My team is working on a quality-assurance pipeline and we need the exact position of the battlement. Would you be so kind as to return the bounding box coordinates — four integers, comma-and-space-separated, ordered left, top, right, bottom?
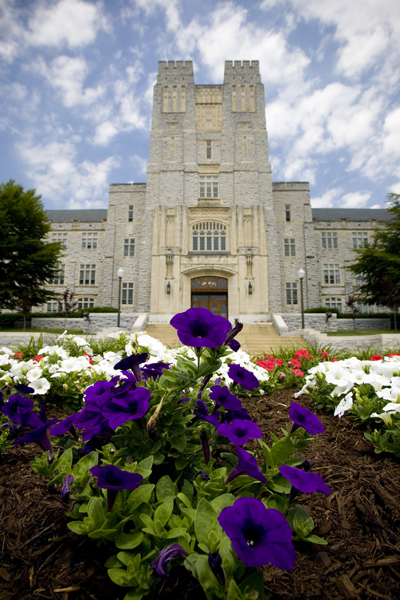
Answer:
157, 60, 194, 84
224, 60, 261, 83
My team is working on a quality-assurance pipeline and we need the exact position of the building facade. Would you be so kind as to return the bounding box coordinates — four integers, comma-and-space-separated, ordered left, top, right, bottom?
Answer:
45, 61, 391, 322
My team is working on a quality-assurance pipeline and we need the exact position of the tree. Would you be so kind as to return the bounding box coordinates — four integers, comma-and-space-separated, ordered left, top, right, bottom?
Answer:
349, 193, 400, 332
0, 180, 63, 311
59, 289, 78, 327
346, 295, 359, 332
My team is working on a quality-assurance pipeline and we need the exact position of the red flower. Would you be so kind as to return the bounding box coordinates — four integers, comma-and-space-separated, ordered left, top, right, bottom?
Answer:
295, 349, 311, 359
33, 355, 44, 362
291, 368, 304, 376
83, 353, 93, 365
329, 359, 338, 362
319, 351, 330, 358
388, 353, 400, 357
289, 358, 302, 368
13, 353, 24, 358
256, 359, 276, 371
371, 355, 383, 361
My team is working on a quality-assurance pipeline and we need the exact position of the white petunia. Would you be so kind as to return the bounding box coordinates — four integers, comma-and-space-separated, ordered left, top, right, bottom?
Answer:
382, 402, 400, 413
30, 378, 51, 394
370, 412, 394, 426
334, 392, 353, 417
26, 367, 43, 382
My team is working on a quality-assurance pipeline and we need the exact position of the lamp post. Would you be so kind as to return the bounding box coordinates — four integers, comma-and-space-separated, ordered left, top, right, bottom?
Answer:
117, 267, 124, 328
298, 268, 305, 329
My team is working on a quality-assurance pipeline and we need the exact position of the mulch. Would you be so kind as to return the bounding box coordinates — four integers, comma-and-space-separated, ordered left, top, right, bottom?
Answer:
1, 389, 400, 600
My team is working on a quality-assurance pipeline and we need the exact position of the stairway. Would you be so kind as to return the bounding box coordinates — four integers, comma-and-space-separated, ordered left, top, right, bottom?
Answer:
144, 323, 305, 355
235, 324, 305, 356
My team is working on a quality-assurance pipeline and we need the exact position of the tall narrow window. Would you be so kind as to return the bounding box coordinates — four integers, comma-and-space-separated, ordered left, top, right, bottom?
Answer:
249, 85, 255, 112
321, 231, 338, 249
122, 283, 134, 305
128, 205, 133, 222
286, 282, 298, 305
206, 140, 212, 159
323, 264, 340, 284
79, 264, 96, 285
285, 204, 291, 222
162, 86, 169, 112
124, 238, 135, 257
172, 86, 177, 112
81, 233, 98, 250
352, 232, 368, 248
232, 86, 237, 112
46, 301, 59, 312
199, 176, 219, 199
243, 136, 248, 155
180, 86, 186, 112
284, 238, 296, 257
52, 232, 68, 248
240, 85, 246, 112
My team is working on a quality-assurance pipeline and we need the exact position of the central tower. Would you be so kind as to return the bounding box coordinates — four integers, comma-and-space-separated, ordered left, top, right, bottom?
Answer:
147, 60, 283, 323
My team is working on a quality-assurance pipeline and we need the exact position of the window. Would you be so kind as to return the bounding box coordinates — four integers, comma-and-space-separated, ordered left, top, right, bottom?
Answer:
352, 232, 368, 248
122, 283, 134, 305
358, 303, 375, 314
78, 297, 95, 309
285, 204, 291, 223
355, 273, 366, 286
128, 205, 133, 222
48, 264, 65, 285
206, 141, 212, 159
323, 263, 341, 284
46, 302, 59, 313
286, 282, 298, 305
81, 233, 98, 250
192, 222, 227, 251
199, 176, 218, 199
322, 231, 338, 249
79, 264, 96, 285
124, 238, 135, 257
284, 238, 296, 257
325, 297, 343, 312
52, 232, 67, 248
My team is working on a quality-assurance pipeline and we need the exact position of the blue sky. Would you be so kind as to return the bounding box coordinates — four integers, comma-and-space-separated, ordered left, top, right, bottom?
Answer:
1, 0, 400, 210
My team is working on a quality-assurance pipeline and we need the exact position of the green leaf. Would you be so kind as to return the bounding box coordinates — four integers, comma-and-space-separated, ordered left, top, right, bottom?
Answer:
48, 448, 73, 485
269, 474, 292, 494
108, 568, 131, 587
87, 497, 107, 527
89, 528, 118, 540
140, 514, 156, 534
304, 534, 328, 545
258, 439, 275, 469
175, 456, 188, 470
154, 500, 173, 527
239, 571, 266, 599
184, 554, 220, 595
165, 527, 187, 539
104, 555, 123, 568
116, 532, 144, 550
170, 434, 187, 452
67, 521, 88, 535
177, 493, 192, 508
263, 494, 289, 514
156, 475, 177, 502
73, 451, 98, 480
270, 436, 295, 465
227, 579, 242, 600
194, 498, 222, 550
123, 590, 144, 600
127, 484, 155, 511
210, 493, 235, 515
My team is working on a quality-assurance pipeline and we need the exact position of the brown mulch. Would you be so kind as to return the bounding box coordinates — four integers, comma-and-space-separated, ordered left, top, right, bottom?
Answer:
1, 390, 400, 599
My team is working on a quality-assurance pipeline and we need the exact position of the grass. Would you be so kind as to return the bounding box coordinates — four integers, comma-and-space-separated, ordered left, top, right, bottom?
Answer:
327, 329, 397, 336
0, 328, 84, 334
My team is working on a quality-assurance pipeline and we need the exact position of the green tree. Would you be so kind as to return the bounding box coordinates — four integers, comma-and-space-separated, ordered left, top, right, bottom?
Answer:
0, 180, 63, 311
349, 193, 400, 331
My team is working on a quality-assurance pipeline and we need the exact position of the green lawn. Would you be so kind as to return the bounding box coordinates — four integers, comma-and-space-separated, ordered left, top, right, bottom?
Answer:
0, 328, 84, 334
327, 329, 396, 336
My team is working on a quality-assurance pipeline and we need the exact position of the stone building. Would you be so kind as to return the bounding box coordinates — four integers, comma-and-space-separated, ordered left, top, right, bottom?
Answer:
45, 60, 391, 323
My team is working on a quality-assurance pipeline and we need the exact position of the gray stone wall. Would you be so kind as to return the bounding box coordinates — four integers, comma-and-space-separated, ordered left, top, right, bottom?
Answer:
82, 313, 138, 333
279, 313, 338, 333
335, 318, 391, 331
31, 318, 84, 331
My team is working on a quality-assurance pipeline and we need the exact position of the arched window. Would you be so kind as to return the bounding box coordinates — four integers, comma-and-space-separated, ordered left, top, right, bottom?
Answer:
192, 222, 227, 252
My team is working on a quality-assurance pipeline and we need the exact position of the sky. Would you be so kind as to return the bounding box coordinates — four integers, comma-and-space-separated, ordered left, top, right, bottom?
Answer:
1, 0, 400, 211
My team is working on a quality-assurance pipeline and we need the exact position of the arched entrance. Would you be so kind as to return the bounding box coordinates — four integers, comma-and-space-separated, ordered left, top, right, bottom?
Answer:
191, 276, 228, 318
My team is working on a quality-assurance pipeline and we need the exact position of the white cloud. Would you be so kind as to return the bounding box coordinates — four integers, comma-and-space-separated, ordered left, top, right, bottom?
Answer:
18, 139, 118, 208
28, 0, 109, 49
93, 121, 119, 146
130, 154, 148, 175
31, 55, 105, 107
132, 0, 181, 32
340, 191, 371, 208
310, 188, 341, 208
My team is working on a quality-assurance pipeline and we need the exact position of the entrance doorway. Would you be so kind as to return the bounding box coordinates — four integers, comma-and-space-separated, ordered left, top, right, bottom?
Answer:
191, 276, 228, 318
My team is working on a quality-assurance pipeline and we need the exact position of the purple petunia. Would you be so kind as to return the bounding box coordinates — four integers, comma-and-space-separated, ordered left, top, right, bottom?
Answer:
289, 402, 324, 435
102, 387, 150, 429
90, 464, 143, 511
114, 353, 148, 382
2, 395, 34, 423
61, 473, 74, 502
150, 544, 189, 577
228, 364, 259, 392
279, 465, 330, 495
218, 497, 296, 569
50, 412, 80, 437
84, 379, 118, 406
225, 446, 267, 485
224, 406, 253, 423
170, 307, 231, 348
141, 362, 171, 380
11, 418, 58, 455
228, 339, 241, 352
209, 385, 242, 411
194, 399, 221, 427
217, 419, 262, 446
